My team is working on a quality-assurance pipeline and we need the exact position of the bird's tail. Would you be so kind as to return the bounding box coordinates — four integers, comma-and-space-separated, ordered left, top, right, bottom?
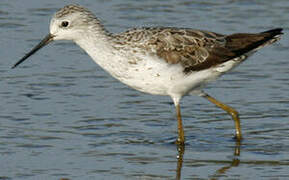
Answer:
260, 28, 283, 45
225, 28, 283, 56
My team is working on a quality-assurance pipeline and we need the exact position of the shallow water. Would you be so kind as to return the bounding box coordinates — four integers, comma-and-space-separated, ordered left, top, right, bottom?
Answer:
0, 0, 289, 179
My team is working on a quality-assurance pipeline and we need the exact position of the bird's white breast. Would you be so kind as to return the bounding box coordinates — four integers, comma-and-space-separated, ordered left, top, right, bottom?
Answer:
75, 35, 243, 98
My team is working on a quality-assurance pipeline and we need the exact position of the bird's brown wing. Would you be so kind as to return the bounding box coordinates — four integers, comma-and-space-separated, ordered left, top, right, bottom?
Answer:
114, 27, 282, 73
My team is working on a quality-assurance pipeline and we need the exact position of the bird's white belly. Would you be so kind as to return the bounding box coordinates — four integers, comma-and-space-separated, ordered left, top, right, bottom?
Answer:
117, 57, 243, 97
115, 57, 181, 95
109, 55, 221, 97
86, 46, 241, 97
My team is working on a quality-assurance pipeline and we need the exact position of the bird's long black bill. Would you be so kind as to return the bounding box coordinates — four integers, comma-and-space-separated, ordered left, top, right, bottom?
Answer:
12, 34, 54, 69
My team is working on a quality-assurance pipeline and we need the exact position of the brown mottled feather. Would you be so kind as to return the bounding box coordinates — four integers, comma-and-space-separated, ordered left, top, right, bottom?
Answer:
185, 29, 283, 72
113, 27, 282, 73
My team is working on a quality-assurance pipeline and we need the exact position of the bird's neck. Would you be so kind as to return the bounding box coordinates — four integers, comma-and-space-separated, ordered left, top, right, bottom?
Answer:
75, 29, 112, 60
74, 29, 129, 79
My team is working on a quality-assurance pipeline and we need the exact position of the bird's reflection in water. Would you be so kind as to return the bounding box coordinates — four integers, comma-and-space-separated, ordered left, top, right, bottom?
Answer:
210, 140, 241, 180
175, 145, 185, 180
175, 141, 241, 180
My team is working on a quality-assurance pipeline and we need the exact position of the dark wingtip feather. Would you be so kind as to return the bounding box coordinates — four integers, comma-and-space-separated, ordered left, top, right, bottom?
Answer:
261, 28, 283, 36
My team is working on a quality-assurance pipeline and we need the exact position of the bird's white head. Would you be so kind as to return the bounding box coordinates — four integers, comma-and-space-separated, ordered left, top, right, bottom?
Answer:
50, 4, 102, 41
12, 4, 104, 68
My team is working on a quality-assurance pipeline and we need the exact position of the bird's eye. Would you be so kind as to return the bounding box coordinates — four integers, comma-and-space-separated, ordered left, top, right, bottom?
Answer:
61, 21, 69, 27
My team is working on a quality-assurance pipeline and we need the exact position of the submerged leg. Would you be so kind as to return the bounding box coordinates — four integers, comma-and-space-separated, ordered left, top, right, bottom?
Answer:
175, 103, 185, 145
201, 92, 242, 141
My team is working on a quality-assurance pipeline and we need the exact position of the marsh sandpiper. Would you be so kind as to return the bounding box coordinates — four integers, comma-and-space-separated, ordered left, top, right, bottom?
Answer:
12, 4, 283, 145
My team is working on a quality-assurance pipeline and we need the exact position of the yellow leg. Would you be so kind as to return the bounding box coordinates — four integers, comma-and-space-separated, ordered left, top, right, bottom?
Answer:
202, 93, 242, 141
175, 103, 185, 145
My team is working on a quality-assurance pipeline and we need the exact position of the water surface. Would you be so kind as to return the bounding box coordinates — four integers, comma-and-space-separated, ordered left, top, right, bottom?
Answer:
0, 0, 288, 179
